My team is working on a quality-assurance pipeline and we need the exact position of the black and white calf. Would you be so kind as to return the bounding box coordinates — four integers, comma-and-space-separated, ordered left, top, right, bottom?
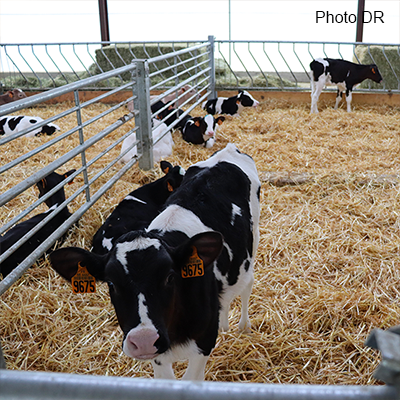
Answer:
49, 143, 260, 380
181, 114, 225, 148
0, 169, 75, 278
120, 118, 174, 164
310, 58, 383, 113
202, 90, 259, 116
92, 161, 185, 255
0, 116, 60, 137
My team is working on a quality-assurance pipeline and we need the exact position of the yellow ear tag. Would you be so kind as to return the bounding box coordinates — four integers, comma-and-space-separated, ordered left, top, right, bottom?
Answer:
71, 262, 96, 293
181, 246, 204, 278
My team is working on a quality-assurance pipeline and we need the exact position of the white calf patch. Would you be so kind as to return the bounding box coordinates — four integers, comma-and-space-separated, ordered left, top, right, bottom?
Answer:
231, 203, 242, 225
124, 195, 146, 204
148, 204, 211, 237
116, 237, 161, 274
315, 58, 329, 68
137, 292, 155, 329
102, 236, 113, 251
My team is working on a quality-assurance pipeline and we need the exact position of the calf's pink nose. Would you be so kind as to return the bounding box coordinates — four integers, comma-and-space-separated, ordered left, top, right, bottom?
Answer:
124, 328, 159, 359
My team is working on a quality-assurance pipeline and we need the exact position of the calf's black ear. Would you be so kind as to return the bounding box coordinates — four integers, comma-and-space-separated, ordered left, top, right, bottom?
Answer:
216, 116, 225, 125
63, 169, 76, 182
160, 160, 173, 174
49, 247, 108, 282
172, 231, 223, 271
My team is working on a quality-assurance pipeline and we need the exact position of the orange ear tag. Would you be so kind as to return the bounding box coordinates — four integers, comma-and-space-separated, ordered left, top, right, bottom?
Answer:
71, 262, 96, 293
181, 246, 204, 278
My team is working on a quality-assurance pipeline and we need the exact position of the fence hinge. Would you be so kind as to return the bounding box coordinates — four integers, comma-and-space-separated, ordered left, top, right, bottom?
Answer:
365, 325, 400, 398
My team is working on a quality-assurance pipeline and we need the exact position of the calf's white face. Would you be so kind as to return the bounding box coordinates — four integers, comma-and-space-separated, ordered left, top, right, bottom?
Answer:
204, 114, 216, 140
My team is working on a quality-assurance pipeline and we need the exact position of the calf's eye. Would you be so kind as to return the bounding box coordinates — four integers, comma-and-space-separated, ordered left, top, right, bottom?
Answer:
165, 274, 175, 287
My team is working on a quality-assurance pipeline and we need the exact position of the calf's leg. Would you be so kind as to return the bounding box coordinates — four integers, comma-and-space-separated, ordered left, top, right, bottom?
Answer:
183, 353, 209, 381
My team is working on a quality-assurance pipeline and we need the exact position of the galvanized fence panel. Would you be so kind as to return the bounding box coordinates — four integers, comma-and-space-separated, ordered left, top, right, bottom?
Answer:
0, 42, 211, 296
1, 39, 399, 93
214, 40, 400, 92
0, 63, 140, 295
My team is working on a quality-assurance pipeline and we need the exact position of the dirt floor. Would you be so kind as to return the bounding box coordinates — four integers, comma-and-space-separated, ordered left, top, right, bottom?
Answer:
1, 97, 400, 384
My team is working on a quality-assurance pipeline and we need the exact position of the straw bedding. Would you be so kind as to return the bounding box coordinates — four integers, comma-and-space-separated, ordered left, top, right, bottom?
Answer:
1, 97, 400, 384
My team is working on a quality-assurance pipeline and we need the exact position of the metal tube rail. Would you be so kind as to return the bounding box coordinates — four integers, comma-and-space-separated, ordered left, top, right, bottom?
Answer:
0, 370, 397, 400
0, 62, 137, 117
0, 96, 134, 207
149, 58, 209, 91
148, 51, 207, 80
147, 42, 208, 64
0, 151, 139, 296
0, 109, 137, 266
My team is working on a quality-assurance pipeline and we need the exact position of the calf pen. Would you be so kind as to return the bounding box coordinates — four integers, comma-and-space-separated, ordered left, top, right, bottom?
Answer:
2, 39, 400, 399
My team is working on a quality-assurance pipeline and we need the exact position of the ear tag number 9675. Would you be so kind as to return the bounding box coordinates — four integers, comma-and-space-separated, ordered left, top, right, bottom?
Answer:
71, 262, 96, 293
181, 247, 204, 278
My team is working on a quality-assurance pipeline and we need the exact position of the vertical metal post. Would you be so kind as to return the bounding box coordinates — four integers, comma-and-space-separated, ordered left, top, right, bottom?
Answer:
194, 47, 199, 101
174, 54, 179, 103
228, 0, 232, 66
356, 0, 365, 42
98, 0, 110, 44
134, 60, 153, 170
74, 90, 90, 201
0, 341, 6, 369
208, 35, 216, 99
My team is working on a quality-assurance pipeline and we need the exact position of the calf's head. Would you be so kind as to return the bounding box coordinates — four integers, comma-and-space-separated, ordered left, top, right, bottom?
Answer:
237, 90, 259, 108
49, 230, 223, 360
191, 115, 225, 142
368, 65, 383, 84
159, 160, 185, 193
36, 169, 76, 208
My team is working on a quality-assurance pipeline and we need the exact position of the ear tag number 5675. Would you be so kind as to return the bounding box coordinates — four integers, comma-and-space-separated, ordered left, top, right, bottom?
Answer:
71, 262, 96, 293
181, 247, 204, 278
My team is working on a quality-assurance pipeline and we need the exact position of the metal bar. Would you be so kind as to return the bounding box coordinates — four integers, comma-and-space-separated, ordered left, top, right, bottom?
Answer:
98, 0, 110, 44
0, 88, 134, 177
148, 52, 206, 80
0, 342, 6, 369
217, 42, 239, 87
0, 110, 136, 267
0, 99, 133, 208
73, 44, 91, 77
233, 42, 253, 86
293, 43, 310, 83
0, 370, 397, 400
45, 44, 69, 85
278, 42, 298, 86
356, 0, 365, 42
0, 62, 136, 115
150, 62, 210, 92
208, 35, 216, 98
263, 42, 284, 88
60, 44, 80, 81
0, 170, 76, 236
3, 46, 29, 85
0, 150, 139, 295
74, 90, 91, 202
135, 60, 153, 170
148, 43, 208, 64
